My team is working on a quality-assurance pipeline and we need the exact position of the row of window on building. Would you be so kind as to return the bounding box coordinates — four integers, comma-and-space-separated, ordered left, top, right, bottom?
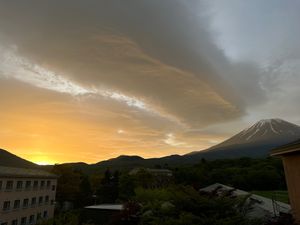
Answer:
0, 180, 55, 191
0, 210, 48, 225
2, 196, 54, 211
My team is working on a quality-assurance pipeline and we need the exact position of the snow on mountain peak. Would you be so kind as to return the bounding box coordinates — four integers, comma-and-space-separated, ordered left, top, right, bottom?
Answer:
257, 118, 284, 125
236, 118, 300, 142
202, 118, 300, 157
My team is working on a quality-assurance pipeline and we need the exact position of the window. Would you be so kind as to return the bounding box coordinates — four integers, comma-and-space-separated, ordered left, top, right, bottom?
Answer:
33, 180, 38, 189
29, 215, 35, 224
16, 181, 23, 190
3, 201, 10, 211
43, 210, 48, 218
11, 220, 18, 225
37, 213, 42, 221
50, 200, 54, 205
6, 181, 13, 190
20, 217, 26, 225
52, 185, 56, 191
46, 180, 51, 188
40, 180, 45, 189
0, 180, 2, 190
31, 197, 36, 206
1, 223, 8, 225
13, 200, 20, 209
45, 195, 49, 204
25, 181, 31, 189
38, 196, 43, 205
23, 199, 29, 208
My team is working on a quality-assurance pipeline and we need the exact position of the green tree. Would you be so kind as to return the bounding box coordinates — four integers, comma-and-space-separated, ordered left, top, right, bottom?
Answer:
96, 169, 119, 203
119, 174, 136, 200
51, 165, 81, 204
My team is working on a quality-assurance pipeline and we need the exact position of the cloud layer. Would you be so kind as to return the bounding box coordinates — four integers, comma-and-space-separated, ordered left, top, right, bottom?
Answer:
0, 0, 299, 163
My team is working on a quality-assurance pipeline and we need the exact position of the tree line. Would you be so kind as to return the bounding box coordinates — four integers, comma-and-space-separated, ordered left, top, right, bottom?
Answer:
43, 157, 293, 225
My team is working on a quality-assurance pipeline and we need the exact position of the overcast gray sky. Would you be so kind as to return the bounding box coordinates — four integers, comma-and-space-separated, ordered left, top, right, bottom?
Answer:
0, 0, 299, 164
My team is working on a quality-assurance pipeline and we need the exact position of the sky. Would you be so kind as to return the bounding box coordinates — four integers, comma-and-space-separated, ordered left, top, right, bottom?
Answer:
0, 0, 300, 164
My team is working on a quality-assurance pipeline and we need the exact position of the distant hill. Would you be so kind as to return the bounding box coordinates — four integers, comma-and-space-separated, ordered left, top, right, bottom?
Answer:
0, 148, 38, 168
83, 155, 181, 172
187, 119, 300, 160
95, 155, 144, 166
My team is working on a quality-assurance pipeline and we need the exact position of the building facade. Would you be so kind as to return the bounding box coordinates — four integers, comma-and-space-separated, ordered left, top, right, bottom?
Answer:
272, 140, 300, 223
0, 166, 57, 225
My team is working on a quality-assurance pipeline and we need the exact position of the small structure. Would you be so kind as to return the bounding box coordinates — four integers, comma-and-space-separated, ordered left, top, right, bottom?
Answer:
0, 166, 57, 225
85, 204, 124, 211
271, 140, 300, 223
83, 204, 123, 224
200, 183, 291, 219
129, 168, 172, 177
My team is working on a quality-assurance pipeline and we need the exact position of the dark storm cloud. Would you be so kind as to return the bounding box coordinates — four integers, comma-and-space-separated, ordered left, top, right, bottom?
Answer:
0, 0, 250, 128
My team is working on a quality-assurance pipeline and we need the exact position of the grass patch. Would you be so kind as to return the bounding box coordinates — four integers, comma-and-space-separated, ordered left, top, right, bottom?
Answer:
251, 190, 289, 204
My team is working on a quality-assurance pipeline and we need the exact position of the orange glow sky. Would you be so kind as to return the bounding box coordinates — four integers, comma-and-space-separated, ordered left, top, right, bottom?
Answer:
1, 1, 300, 164
0, 79, 228, 164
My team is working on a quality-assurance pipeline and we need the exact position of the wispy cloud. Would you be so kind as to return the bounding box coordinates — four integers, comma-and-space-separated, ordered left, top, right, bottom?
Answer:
0, 45, 153, 113
164, 133, 194, 148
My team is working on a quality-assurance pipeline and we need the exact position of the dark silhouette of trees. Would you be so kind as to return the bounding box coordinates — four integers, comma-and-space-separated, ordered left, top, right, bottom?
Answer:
96, 169, 120, 203
174, 157, 286, 191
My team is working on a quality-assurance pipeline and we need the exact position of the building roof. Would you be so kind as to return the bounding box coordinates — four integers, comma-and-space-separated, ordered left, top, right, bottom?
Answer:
200, 183, 249, 195
129, 168, 172, 175
0, 166, 58, 179
200, 183, 291, 217
85, 204, 123, 211
271, 139, 300, 156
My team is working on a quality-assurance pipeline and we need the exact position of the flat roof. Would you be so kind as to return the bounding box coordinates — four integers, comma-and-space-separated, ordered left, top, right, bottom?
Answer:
85, 204, 123, 211
0, 166, 57, 179
271, 139, 300, 156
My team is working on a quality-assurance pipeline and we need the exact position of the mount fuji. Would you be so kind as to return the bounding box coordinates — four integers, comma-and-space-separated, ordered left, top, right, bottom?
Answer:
187, 119, 300, 159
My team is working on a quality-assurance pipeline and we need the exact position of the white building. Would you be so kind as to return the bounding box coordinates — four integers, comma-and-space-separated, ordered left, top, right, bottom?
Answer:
0, 166, 57, 225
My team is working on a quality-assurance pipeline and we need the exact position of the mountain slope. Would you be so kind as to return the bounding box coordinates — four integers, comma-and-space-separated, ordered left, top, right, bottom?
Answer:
0, 148, 38, 168
188, 119, 300, 159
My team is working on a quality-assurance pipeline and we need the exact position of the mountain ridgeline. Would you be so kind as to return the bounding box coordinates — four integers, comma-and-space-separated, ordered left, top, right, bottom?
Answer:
0, 149, 38, 168
187, 118, 300, 160
1, 119, 300, 171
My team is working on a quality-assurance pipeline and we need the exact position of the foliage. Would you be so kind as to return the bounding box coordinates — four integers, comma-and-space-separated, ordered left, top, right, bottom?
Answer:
251, 191, 289, 204
95, 169, 120, 203
50, 157, 292, 225
119, 174, 136, 200
37, 211, 81, 225
265, 213, 296, 225
135, 185, 263, 225
52, 165, 94, 207
174, 157, 286, 191
52, 165, 82, 203
52, 157, 287, 208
